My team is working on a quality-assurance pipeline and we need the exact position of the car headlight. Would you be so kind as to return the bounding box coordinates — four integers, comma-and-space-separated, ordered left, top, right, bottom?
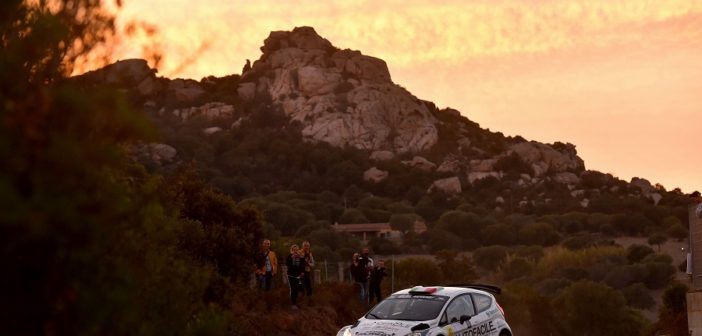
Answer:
335, 326, 352, 336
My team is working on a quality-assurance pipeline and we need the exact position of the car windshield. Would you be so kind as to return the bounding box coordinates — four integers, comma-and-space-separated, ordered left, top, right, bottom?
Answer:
366, 294, 448, 321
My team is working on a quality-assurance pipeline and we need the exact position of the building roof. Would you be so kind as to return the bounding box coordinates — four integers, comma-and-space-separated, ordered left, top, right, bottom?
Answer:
333, 222, 392, 233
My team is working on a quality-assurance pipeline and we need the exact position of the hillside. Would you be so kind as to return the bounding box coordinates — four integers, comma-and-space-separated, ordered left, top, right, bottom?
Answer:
76, 26, 695, 335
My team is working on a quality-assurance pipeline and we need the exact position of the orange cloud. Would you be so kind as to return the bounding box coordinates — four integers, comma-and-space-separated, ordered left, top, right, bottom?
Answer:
113, 0, 702, 78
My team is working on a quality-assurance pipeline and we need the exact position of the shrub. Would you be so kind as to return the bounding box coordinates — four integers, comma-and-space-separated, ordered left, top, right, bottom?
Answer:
393, 258, 444, 289
473, 245, 508, 271
553, 280, 645, 336
502, 258, 534, 281
644, 262, 676, 289
338, 208, 369, 224
626, 244, 654, 263
561, 236, 589, 250
621, 283, 655, 310
519, 222, 560, 246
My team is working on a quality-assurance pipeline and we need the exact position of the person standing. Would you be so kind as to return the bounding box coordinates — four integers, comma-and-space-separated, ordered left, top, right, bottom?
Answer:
350, 252, 368, 303
369, 260, 387, 304
359, 247, 374, 274
255, 239, 277, 291
301, 241, 315, 297
286, 244, 307, 309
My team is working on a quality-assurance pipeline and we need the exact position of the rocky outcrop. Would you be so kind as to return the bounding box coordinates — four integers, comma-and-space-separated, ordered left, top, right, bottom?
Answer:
370, 150, 395, 161
169, 79, 205, 104
554, 172, 581, 185
363, 167, 389, 183
510, 142, 584, 175
172, 102, 235, 121
468, 172, 502, 184
428, 177, 462, 194
631, 177, 656, 195
437, 156, 462, 173
402, 156, 436, 171
238, 26, 438, 154
133, 143, 177, 166
104, 59, 155, 85
470, 159, 497, 172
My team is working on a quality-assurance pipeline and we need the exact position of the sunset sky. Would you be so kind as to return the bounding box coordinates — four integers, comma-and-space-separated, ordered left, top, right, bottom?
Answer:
113, 0, 702, 193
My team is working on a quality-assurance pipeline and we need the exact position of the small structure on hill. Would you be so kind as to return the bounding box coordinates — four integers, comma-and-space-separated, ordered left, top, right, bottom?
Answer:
332, 221, 427, 242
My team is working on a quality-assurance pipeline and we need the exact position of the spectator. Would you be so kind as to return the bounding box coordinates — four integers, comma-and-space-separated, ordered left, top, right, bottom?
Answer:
359, 247, 374, 274
301, 241, 315, 297
286, 244, 307, 309
350, 252, 369, 303
369, 260, 388, 304
255, 239, 277, 291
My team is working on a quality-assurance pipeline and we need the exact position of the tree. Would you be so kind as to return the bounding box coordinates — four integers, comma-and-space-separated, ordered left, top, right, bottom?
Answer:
338, 208, 369, 224
434, 250, 477, 283
621, 283, 655, 310
654, 282, 689, 336
553, 281, 645, 336
481, 223, 518, 246
626, 244, 654, 263
648, 232, 668, 251
667, 223, 688, 241
389, 213, 416, 234
519, 222, 560, 246
393, 258, 443, 290
472, 245, 508, 271
435, 210, 485, 241
0, 2, 259, 334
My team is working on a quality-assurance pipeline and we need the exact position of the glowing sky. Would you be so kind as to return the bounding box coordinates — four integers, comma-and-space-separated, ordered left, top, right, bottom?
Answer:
113, 0, 702, 193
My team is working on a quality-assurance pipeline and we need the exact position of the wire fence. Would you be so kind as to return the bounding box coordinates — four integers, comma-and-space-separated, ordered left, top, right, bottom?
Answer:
252, 256, 397, 292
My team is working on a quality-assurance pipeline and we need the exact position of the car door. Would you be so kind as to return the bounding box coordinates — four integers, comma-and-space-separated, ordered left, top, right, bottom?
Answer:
464, 293, 499, 335
435, 294, 475, 336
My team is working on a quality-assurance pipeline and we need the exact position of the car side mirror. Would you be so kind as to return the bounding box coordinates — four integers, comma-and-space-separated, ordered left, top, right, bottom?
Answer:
459, 315, 472, 325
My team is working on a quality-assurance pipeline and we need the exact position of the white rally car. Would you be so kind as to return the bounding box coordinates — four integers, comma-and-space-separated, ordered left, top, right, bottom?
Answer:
337, 285, 512, 336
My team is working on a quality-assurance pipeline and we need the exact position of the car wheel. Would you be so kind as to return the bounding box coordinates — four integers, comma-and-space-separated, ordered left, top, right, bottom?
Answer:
499, 330, 511, 336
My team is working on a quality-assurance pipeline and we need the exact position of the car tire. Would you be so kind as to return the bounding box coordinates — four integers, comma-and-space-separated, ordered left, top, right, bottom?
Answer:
499, 330, 511, 336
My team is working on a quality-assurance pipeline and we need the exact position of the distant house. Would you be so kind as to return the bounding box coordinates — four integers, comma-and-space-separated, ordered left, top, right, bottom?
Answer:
332, 220, 427, 242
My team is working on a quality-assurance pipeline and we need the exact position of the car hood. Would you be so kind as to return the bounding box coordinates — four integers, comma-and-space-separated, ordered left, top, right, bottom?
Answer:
351, 319, 424, 335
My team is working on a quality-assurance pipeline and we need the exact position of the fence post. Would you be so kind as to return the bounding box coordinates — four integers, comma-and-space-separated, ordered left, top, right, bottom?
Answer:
391, 255, 395, 293
314, 269, 321, 285
338, 261, 345, 282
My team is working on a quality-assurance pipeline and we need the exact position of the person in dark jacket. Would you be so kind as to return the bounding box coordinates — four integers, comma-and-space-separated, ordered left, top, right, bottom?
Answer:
286, 244, 307, 309
350, 252, 368, 303
301, 241, 315, 297
369, 259, 387, 304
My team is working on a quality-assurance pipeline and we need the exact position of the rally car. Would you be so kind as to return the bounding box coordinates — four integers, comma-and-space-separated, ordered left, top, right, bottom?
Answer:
336, 285, 512, 336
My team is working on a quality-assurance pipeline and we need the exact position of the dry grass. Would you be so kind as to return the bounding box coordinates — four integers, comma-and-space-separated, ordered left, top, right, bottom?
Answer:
229, 282, 369, 335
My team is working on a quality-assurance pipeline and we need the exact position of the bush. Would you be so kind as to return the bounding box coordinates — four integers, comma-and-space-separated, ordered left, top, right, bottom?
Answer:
473, 245, 508, 271
519, 222, 560, 246
502, 258, 534, 281
338, 208, 369, 224
621, 283, 655, 310
481, 223, 518, 246
561, 236, 589, 250
626, 244, 654, 263
644, 262, 676, 289
426, 229, 463, 253
602, 264, 649, 289
553, 281, 645, 336
393, 258, 444, 289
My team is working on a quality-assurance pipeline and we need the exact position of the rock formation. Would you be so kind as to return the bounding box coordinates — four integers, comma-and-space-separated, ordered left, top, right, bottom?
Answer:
237, 26, 438, 154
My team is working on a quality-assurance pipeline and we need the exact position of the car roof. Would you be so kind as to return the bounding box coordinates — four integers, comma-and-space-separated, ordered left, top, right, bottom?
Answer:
391, 286, 497, 298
